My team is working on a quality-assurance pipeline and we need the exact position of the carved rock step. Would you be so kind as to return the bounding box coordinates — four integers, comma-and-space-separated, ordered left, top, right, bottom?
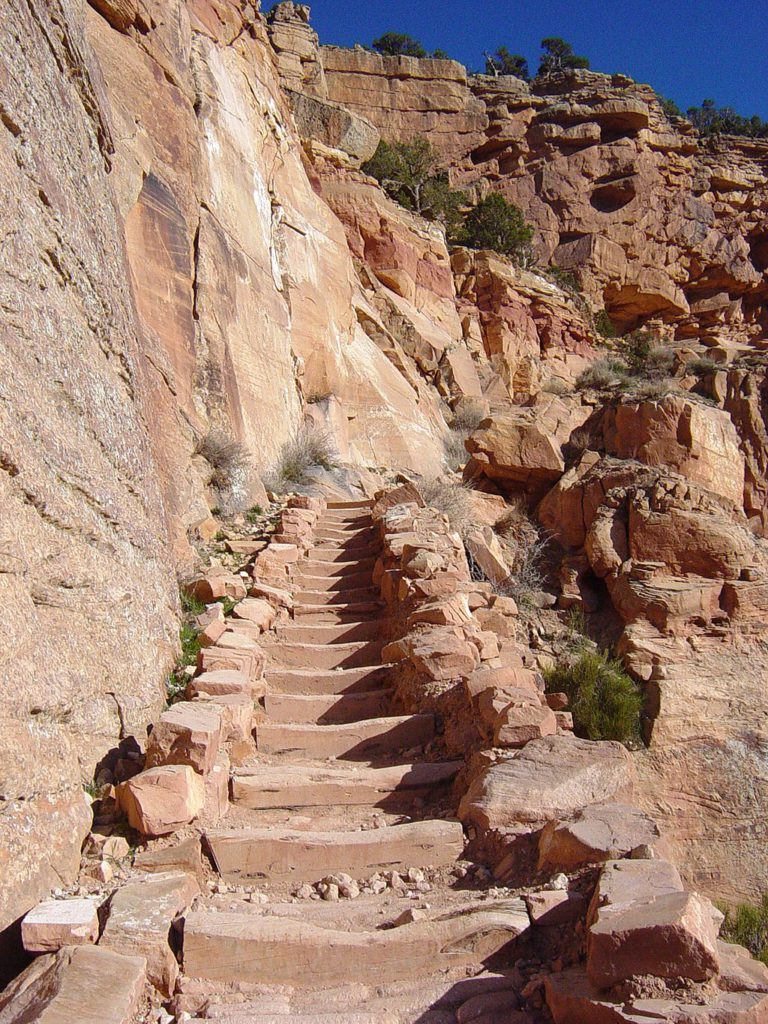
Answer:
231, 761, 461, 809
292, 572, 375, 592
264, 690, 392, 724
319, 512, 373, 525
326, 500, 374, 510
192, 1015, 396, 1024
293, 587, 380, 605
292, 601, 384, 622
275, 621, 384, 644
255, 715, 435, 759
265, 665, 393, 695
266, 640, 384, 670
213, 969, 523, 1020
205, 819, 465, 883
300, 558, 378, 578
314, 527, 377, 544
308, 546, 380, 563
183, 899, 528, 986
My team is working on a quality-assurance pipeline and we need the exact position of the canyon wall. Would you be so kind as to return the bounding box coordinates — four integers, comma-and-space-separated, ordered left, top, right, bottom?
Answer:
2, 0, 768, 950
319, 46, 768, 346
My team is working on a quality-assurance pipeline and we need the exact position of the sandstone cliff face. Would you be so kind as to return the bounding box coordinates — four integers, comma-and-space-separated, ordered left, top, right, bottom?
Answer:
320, 52, 768, 349
0, 0, 177, 936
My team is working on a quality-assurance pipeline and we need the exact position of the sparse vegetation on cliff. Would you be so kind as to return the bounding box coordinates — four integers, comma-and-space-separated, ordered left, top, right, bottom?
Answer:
537, 37, 590, 75
485, 47, 530, 80
362, 139, 465, 228
194, 429, 251, 492
686, 99, 768, 139
719, 896, 768, 965
454, 193, 534, 265
371, 33, 427, 58
264, 425, 339, 492
544, 648, 643, 746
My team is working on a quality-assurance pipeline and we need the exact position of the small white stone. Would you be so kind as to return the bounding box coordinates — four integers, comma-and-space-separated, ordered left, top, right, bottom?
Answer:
550, 873, 569, 891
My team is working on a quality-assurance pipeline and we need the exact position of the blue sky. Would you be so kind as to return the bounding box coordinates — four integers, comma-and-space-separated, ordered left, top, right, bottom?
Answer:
293, 0, 768, 119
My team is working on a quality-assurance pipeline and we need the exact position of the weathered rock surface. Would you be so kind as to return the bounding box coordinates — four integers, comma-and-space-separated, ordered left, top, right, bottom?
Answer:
21, 899, 100, 954
587, 890, 721, 988
458, 736, 636, 832
117, 765, 205, 836
538, 802, 668, 871
100, 872, 198, 994
0, 945, 146, 1024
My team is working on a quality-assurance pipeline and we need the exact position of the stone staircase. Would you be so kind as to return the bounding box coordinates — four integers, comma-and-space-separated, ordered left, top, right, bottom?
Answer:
182, 499, 530, 1021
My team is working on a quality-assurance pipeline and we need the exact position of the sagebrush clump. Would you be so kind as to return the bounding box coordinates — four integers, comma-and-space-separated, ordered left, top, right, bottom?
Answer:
418, 477, 475, 537
194, 429, 251, 491
264, 426, 338, 492
544, 648, 643, 746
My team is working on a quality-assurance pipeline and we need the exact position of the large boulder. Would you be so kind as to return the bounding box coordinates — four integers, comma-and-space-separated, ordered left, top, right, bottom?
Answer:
603, 395, 745, 506
117, 765, 205, 836
587, 890, 721, 988
538, 802, 668, 871
0, 945, 146, 1024
458, 736, 635, 832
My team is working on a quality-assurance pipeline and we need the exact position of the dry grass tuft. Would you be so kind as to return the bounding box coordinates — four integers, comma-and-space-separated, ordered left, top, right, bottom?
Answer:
194, 430, 251, 490
418, 477, 476, 536
264, 426, 339, 493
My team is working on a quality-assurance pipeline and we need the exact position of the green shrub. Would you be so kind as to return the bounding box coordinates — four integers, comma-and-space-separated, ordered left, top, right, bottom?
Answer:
687, 356, 720, 377
180, 590, 205, 616
245, 505, 263, 524
454, 193, 534, 265
719, 895, 768, 964
594, 310, 616, 339
486, 47, 530, 80
372, 33, 427, 57
537, 37, 590, 76
179, 623, 201, 667
657, 94, 682, 118
544, 649, 642, 745
362, 139, 465, 229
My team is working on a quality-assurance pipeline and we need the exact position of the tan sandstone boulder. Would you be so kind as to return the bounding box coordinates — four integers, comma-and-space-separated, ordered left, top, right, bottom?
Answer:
587, 890, 721, 988
117, 765, 205, 836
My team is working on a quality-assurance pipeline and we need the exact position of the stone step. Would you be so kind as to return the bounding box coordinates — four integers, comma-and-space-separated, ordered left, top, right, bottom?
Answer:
314, 527, 377, 544
292, 573, 375, 592
319, 512, 373, 525
193, 1014, 396, 1024
264, 690, 392, 724
205, 818, 465, 883
326, 500, 374, 510
275, 621, 383, 644
231, 761, 461, 810
255, 714, 435, 760
183, 899, 528, 987
265, 665, 392, 695
308, 546, 380, 563
267, 640, 384, 670
292, 601, 384, 622
300, 558, 377, 577
293, 588, 380, 605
